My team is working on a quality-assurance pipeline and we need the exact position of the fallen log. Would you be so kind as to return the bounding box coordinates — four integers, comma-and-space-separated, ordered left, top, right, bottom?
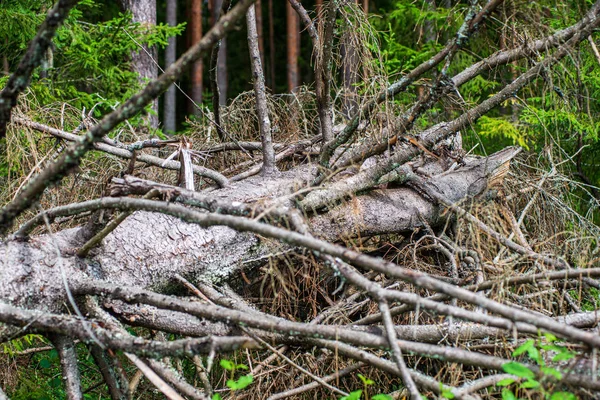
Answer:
0, 147, 519, 313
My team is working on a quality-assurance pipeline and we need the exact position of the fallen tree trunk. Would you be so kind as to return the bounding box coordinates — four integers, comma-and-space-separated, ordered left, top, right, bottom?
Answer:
0, 147, 518, 313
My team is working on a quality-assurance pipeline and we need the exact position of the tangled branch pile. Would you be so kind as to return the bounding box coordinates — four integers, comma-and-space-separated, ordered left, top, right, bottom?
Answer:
1, 0, 600, 399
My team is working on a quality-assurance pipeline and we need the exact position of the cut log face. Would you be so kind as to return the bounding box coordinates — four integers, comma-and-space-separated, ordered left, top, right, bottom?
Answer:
0, 148, 518, 312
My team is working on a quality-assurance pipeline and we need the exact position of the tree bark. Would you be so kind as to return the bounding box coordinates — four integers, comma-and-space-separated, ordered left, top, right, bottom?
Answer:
286, 1, 300, 92
120, 0, 159, 128
255, 0, 265, 65
341, 32, 358, 117
247, 5, 276, 174
267, 0, 276, 91
211, 0, 228, 106
189, 0, 203, 116
0, 148, 517, 313
163, 0, 177, 134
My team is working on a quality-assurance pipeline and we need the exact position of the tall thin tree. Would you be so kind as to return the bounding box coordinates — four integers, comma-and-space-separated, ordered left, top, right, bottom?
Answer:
341, 0, 362, 117
164, 0, 177, 134
120, 0, 158, 128
286, 1, 300, 92
268, 0, 276, 90
316, 0, 323, 15
190, 0, 203, 116
211, 0, 228, 106
256, 0, 265, 65
247, 5, 276, 174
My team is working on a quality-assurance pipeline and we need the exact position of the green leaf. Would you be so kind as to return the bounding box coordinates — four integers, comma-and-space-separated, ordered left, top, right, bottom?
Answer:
49, 377, 62, 388
39, 358, 51, 369
340, 390, 362, 400
512, 340, 534, 357
372, 395, 393, 400
540, 366, 562, 380
552, 352, 575, 362
212, 394, 222, 400
519, 379, 540, 389
441, 388, 455, 399
236, 364, 249, 370
357, 373, 375, 386
501, 389, 518, 400
502, 362, 535, 379
496, 378, 516, 386
549, 392, 577, 400
543, 332, 558, 343
220, 359, 235, 371
226, 374, 253, 391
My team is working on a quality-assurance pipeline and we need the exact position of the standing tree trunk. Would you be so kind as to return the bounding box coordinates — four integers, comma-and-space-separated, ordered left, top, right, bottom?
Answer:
268, 0, 276, 91
211, 0, 228, 107
316, 0, 323, 16
120, 0, 158, 128
286, 1, 300, 92
190, 0, 203, 117
341, 1, 360, 117
256, 0, 265, 65
163, 0, 177, 134
247, 6, 276, 175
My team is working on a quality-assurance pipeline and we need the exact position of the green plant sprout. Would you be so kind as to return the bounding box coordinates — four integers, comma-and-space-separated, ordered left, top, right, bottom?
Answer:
338, 373, 394, 400
497, 333, 577, 400
212, 359, 253, 399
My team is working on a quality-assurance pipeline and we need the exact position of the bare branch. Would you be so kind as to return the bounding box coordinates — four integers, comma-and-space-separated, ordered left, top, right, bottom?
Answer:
48, 334, 83, 400
88, 345, 129, 400
145, 358, 208, 400
318, 0, 504, 167
125, 354, 187, 400
12, 117, 229, 187
266, 363, 364, 400
0, 302, 256, 358
379, 300, 420, 400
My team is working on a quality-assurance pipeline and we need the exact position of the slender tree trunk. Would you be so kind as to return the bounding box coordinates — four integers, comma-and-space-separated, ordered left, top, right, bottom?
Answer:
268, 0, 276, 91
316, 0, 323, 16
211, 0, 228, 107
418, 0, 436, 101
210, 0, 231, 141
247, 6, 276, 174
164, 0, 177, 134
190, 0, 203, 116
316, 0, 336, 142
286, 1, 300, 92
362, 0, 369, 12
255, 0, 265, 65
120, 0, 158, 128
341, 0, 365, 117
341, 35, 358, 117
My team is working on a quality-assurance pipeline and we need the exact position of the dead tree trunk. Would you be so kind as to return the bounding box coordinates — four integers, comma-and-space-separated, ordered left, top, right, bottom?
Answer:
120, 0, 159, 128
211, 0, 228, 107
0, 148, 518, 312
163, 0, 178, 134
189, 0, 203, 116
286, 1, 300, 92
